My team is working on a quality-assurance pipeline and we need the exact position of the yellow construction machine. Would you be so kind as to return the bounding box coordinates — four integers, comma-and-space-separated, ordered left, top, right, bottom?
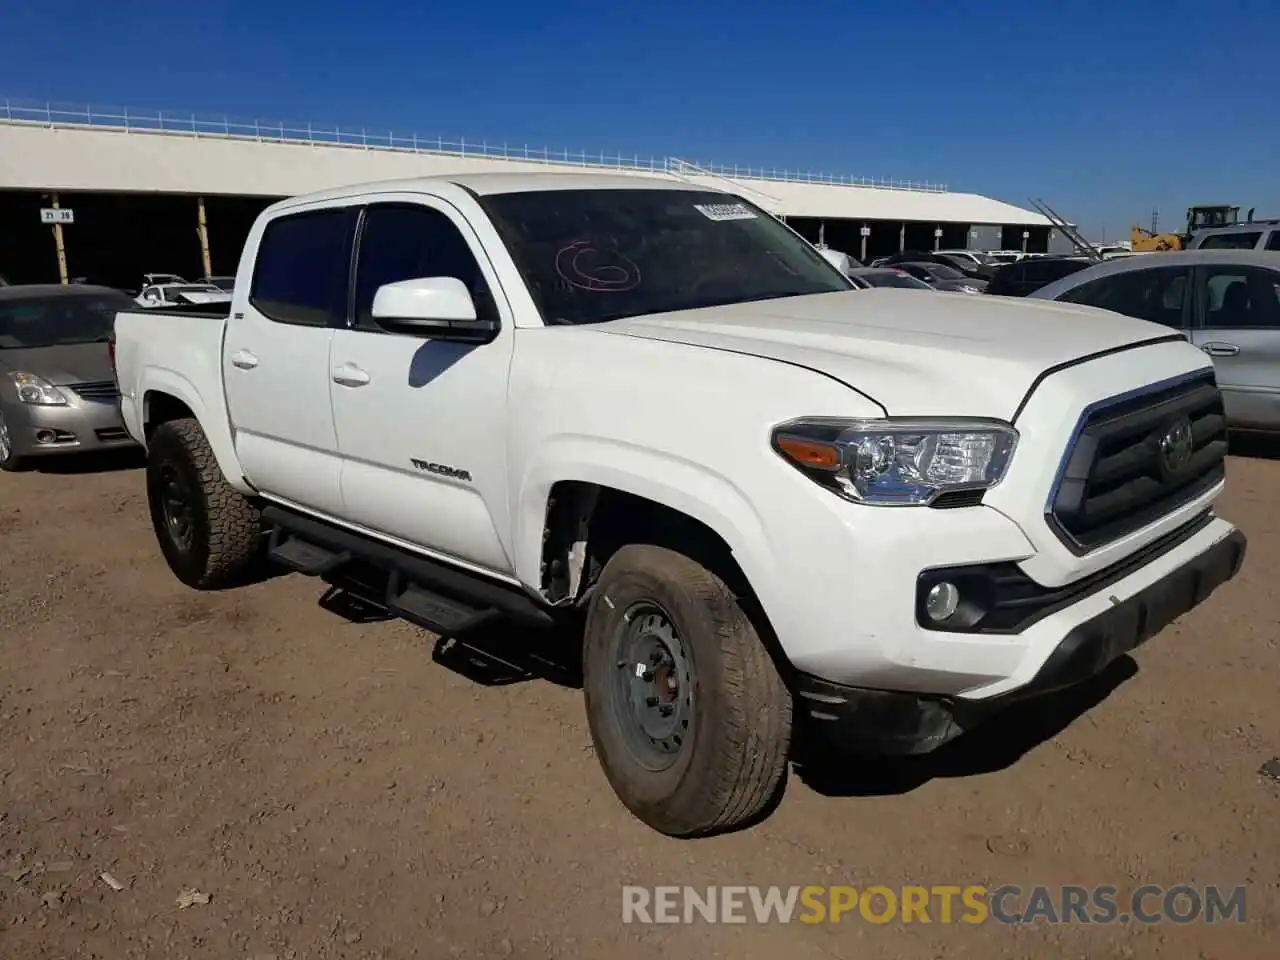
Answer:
1130, 205, 1246, 252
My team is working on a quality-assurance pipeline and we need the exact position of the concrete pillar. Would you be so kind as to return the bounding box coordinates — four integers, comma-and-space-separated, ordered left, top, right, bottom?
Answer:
51, 193, 68, 285
197, 196, 212, 279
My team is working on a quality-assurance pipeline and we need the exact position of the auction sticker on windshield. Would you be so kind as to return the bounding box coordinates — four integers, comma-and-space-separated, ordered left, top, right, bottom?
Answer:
693, 202, 758, 222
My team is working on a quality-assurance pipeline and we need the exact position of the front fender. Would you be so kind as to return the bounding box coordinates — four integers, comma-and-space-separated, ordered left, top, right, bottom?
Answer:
513, 434, 781, 614
139, 368, 250, 495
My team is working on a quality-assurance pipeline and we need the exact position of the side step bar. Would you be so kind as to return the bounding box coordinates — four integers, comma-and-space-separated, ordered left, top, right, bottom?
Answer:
262, 505, 553, 636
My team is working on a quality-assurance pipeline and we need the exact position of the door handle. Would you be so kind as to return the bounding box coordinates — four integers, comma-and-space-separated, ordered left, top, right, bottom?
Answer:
1201, 341, 1240, 357
332, 363, 371, 387
230, 349, 259, 370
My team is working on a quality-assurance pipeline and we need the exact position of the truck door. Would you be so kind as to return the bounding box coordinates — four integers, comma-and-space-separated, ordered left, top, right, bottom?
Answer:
1190, 263, 1280, 431
223, 205, 357, 516
329, 198, 516, 576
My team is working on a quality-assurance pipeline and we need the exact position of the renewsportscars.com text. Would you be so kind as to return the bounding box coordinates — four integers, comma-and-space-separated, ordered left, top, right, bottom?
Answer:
621, 884, 1247, 925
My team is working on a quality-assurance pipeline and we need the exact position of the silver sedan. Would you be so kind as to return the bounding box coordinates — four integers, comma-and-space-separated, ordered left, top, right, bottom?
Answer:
0, 284, 139, 471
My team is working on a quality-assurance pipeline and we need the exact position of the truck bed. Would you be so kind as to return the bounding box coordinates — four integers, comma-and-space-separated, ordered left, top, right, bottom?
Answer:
112, 306, 237, 475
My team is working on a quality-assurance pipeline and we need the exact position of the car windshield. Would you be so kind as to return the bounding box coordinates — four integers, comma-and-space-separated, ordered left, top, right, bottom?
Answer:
477, 188, 852, 325
861, 270, 932, 290
0, 292, 134, 348
208, 277, 235, 291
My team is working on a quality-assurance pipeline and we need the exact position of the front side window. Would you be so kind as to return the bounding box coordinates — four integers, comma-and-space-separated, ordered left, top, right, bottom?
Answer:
1198, 231, 1262, 250
353, 204, 496, 330
1266, 231, 1280, 252
477, 189, 851, 325
250, 208, 356, 326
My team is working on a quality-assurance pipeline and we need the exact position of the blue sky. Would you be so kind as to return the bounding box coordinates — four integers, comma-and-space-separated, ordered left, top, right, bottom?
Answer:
1, 0, 1276, 238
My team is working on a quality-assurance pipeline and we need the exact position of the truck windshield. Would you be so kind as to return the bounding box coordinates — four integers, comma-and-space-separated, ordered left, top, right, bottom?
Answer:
0, 293, 135, 349
477, 188, 852, 325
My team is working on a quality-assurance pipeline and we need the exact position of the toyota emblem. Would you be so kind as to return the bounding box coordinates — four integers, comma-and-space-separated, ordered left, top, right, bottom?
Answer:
1159, 417, 1194, 475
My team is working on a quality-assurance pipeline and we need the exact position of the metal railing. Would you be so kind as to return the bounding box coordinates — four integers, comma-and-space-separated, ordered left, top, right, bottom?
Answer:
0, 98, 949, 194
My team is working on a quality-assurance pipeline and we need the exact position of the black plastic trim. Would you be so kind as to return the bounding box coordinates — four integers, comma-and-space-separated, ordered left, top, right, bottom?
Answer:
1045, 369, 1227, 555
799, 525, 1246, 756
915, 511, 1214, 634
262, 505, 553, 627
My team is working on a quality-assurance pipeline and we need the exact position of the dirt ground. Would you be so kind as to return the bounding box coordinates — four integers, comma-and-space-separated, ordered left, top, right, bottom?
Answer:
1, 449, 1277, 960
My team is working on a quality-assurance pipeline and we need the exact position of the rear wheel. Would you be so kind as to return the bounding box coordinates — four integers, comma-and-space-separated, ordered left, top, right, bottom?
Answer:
583, 544, 792, 837
146, 418, 261, 589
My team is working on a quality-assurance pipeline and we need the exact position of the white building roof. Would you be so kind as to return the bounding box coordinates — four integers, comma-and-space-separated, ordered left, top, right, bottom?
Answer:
0, 102, 1053, 227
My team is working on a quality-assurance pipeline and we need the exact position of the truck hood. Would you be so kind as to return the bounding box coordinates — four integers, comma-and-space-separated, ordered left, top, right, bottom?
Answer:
595, 290, 1176, 419
0, 342, 113, 385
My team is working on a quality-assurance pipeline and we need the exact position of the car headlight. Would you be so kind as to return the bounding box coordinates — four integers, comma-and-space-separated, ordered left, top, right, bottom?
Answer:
9, 371, 69, 406
771, 417, 1018, 505
958, 284, 983, 295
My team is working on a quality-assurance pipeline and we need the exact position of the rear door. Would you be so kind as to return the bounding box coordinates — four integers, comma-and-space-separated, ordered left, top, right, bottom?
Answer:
1189, 263, 1280, 430
223, 205, 357, 514
328, 196, 516, 575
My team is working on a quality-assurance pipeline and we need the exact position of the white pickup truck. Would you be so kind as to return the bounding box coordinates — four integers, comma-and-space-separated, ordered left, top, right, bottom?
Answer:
112, 173, 1246, 837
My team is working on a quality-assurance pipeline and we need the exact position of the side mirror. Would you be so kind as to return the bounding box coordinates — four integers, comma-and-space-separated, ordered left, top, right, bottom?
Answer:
371, 277, 494, 342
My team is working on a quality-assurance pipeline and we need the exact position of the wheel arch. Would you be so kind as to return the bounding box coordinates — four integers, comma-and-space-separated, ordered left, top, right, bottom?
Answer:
528, 473, 792, 677
139, 372, 250, 495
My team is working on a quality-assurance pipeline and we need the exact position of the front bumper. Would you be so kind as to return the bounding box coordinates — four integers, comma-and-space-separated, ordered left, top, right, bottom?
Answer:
796, 521, 1246, 755
1, 397, 137, 458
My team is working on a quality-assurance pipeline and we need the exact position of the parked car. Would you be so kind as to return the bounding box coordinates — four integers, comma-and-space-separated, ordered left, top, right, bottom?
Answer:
846, 267, 934, 290
1187, 222, 1280, 252
893, 261, 988, 294
114, 173, 1244, 838
202, 275, 236, 292
1031, 249, 1280, 433
985, 256, 1094, 297
815, 247, 861, 275
140, 273, 187, 290
136, 283, 233, 309
936, 249, 1001, 273
0, 284, 139, 470
878, 251, 993, 281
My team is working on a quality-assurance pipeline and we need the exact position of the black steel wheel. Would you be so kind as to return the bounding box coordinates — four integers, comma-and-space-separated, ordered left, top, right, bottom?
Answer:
583, 544, 792, 837
145, 418, 261, 589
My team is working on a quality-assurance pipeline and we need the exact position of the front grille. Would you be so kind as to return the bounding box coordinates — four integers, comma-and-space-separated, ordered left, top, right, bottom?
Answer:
69, 380, 120, 402
1047, 372, 1227, 554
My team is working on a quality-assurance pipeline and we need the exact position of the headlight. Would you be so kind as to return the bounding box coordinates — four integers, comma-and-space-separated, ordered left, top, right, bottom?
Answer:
771, 417, 1018, 506
9, 371, 69, 406
958, 285, 982, 295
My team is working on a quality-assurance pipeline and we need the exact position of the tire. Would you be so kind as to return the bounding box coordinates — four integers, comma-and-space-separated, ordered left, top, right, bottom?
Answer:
146, 418, 261, 589
582, 544, 792, 837
0, 409, 27, 472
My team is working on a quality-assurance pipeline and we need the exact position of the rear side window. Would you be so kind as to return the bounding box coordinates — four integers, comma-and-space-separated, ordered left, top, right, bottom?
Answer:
251, 208, 356, 326
1059, 267, 1189, 327
1198, 231, 1262, 250
1267, 231, 1280, 252
1200, 266, 1280, 329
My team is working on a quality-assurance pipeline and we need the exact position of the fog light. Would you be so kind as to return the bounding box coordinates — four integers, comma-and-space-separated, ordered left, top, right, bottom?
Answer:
35, 429, 56, 444
925, 581, 960, 621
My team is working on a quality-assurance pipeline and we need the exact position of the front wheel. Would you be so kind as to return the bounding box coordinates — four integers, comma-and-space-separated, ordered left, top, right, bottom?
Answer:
146, 418, 261, 589
582, 544, 792, 837
0, 409, 27, 472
